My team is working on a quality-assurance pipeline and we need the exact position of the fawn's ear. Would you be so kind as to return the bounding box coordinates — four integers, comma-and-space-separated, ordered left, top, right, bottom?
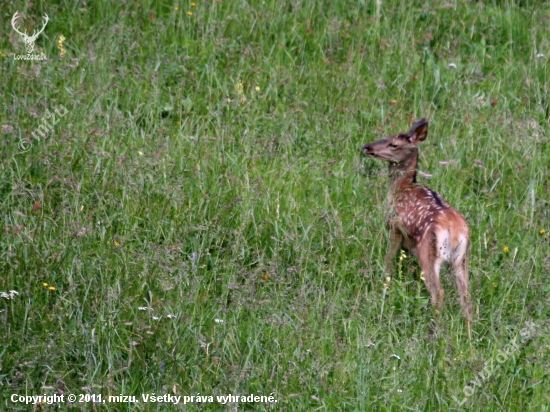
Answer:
408, 118, 428, 144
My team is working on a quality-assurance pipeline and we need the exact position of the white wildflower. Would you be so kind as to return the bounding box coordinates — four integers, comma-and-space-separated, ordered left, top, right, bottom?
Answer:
1, 290, 19, 299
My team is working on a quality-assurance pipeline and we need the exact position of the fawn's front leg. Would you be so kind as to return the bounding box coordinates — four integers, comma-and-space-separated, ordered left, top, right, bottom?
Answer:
384, 223, 403, 275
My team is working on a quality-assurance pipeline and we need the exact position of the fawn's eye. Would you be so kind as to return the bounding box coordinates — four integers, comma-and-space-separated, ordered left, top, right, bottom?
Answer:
389, 143, 398, 148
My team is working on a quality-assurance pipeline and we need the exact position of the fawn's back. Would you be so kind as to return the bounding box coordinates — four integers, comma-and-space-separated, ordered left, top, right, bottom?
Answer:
393, 184, 469, 264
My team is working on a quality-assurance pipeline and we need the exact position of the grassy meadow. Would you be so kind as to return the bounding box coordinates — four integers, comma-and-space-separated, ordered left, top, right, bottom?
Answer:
1, 0, 550, 410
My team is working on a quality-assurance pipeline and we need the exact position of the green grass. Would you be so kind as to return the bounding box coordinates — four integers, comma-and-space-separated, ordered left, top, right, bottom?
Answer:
1, 0, 550, 410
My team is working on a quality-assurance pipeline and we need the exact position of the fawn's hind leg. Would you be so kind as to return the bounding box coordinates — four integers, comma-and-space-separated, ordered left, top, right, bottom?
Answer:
417, 235, 445, 315
454, 256, 473, 340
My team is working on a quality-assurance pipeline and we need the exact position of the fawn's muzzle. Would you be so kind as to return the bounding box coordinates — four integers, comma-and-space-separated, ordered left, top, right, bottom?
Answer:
362, 144, 374, 156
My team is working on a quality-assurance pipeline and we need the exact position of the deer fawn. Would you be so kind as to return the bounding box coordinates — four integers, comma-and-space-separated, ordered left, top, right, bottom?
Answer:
362, 119, 473, 339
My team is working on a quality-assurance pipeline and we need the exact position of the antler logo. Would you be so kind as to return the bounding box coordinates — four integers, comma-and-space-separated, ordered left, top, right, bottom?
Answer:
11, 11, 49, 55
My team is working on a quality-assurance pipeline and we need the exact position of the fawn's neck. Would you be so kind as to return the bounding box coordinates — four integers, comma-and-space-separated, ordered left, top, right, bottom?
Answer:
387, 150, 418, 200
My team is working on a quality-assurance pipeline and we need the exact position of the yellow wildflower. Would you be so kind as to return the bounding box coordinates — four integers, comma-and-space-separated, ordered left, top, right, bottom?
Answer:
540, 229, 546, 235
175, 7, 179, 11
503, 246, 509, 253
58, 35, 66, 58
191, 2, 196, 6
187, 11, 192, 15
255, 86, 260, 92
43, 282, 48, 287
236, 81, 246, 103
49, 286, 56, 291
114, 240, 120, 247
390, 99, 397, 104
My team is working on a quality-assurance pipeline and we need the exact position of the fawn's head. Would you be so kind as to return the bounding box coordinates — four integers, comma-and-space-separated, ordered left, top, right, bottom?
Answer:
362, 118, 429, 164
